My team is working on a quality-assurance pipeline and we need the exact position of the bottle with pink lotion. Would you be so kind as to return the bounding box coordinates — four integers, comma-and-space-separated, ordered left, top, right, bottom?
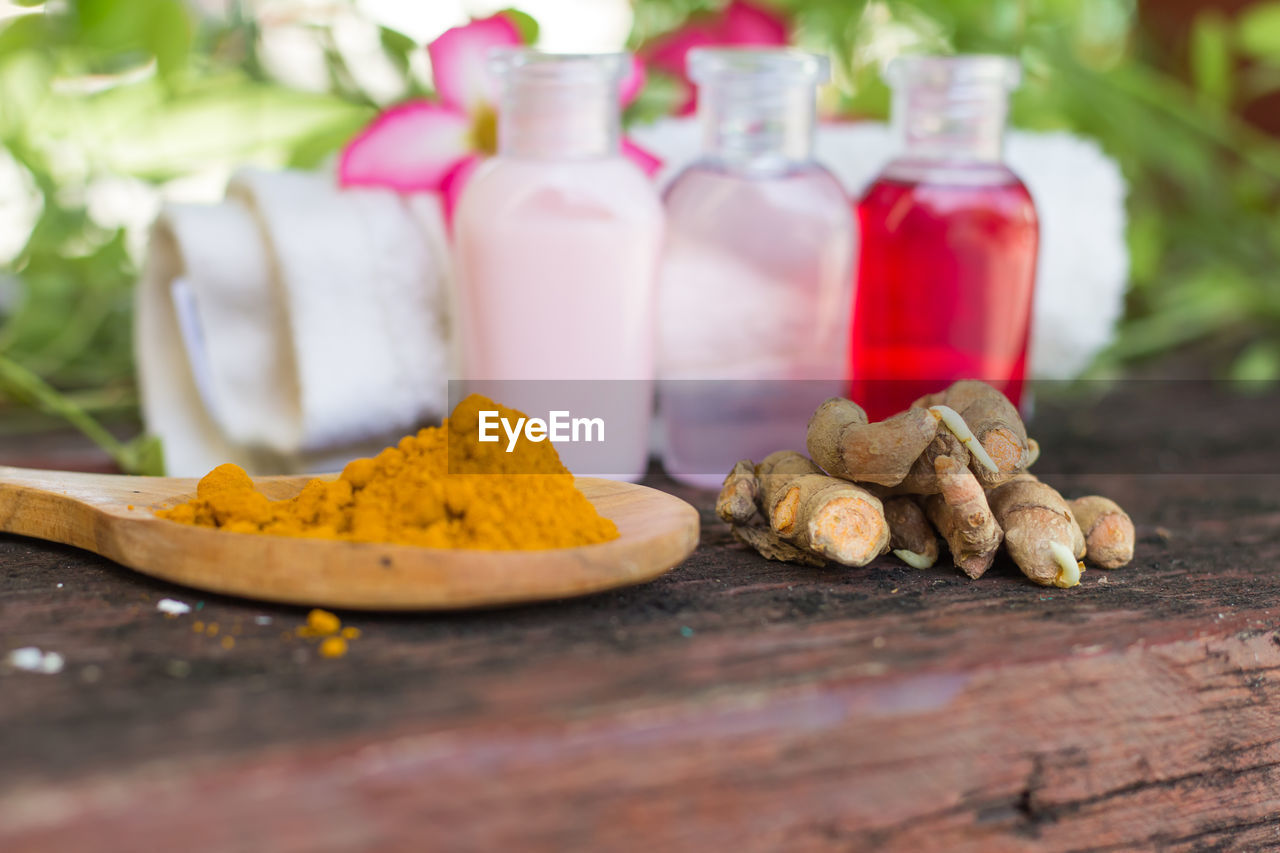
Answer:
658, 49, 853, 488
453, 50, 664, 481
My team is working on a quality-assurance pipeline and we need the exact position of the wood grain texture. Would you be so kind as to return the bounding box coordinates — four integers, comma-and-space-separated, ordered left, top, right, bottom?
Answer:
0, 382, 1278, 852
0, 469, 700, 609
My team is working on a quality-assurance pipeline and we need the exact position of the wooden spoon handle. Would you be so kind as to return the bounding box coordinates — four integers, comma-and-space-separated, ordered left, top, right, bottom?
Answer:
0, 467, 172, 549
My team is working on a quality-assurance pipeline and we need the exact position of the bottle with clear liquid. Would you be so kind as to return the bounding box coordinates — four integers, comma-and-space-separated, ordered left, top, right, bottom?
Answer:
659, 49, 854, 489
453, 50, 664, 481
850, 55, 1038, 421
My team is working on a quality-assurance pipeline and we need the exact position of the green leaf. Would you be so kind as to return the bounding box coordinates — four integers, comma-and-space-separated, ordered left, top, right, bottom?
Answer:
0, 353, 142, 471
379, 25, 418, 74
285, 112, 375, 170
144, 0, 192, 80
624, 70, 684, 126
74, 0, 145, 53
1229, 339, 1280, 389
379, 26, 416, 58
1239, 1, 1280, 58
1125, 212, 1163, 288
0, 12, 50, 56
70, 0, 194, 76
497, 8, 540, 44
123, 434, 166, 476
1105, 268, 1254, 362
0, 51, 54, 136
28, 74, 373, 179
1190, 10, 1232, 103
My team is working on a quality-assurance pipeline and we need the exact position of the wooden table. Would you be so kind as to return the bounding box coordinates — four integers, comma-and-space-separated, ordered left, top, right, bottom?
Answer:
2, 383, 1279, 851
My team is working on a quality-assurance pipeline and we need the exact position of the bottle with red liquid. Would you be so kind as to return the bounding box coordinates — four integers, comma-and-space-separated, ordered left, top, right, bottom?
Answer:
850, 55, 1037, 421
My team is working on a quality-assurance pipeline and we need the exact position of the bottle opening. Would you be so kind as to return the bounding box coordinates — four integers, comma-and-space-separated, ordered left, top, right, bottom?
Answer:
885, 54, 1021, 93
688, 47, 827, 170
489, 48, 628, 87
886, 53, 1022, 166
688, 47, 830, 87
489, 48, 628, 160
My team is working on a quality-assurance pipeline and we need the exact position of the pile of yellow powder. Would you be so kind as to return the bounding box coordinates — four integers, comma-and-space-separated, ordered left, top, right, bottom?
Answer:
158, 394, 619, 550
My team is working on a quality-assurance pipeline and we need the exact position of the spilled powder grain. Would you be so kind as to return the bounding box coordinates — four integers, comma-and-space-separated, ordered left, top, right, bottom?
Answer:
319, 637, 348, 659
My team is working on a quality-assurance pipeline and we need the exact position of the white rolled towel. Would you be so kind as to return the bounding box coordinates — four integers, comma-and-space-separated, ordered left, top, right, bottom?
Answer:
136, 168, 451, 476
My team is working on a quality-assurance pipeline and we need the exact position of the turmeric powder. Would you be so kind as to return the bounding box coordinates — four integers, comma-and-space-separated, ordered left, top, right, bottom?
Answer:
157, 394, 619, 550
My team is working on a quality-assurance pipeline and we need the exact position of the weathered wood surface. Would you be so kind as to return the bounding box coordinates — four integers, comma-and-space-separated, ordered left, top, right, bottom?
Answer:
1, 383, 1279, 851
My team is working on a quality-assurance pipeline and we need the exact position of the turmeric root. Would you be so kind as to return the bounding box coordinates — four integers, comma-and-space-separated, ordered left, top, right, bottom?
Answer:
718, 452, 887, 568
923, 455, 1003, 579
1025, 438, 1040, 469
806, 397, 995, 488
716, 455, 830, 566
716, 459, 760, 525
757, 451, 889, 567
987, 474, 1086, 588
757, 450, 824, 495
1069, 496, 1135, 569
892, 431, 970, 495
884, 496, 939, 569
915, 380, 1031, 487
714, 384, 1136, 587
732, 522, 826, 567
756, 450, 824, 527
807, 398, 930, 486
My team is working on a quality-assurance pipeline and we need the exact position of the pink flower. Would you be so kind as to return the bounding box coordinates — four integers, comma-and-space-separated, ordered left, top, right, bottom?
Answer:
641, 0, 789, 115
339, 14, 659, 215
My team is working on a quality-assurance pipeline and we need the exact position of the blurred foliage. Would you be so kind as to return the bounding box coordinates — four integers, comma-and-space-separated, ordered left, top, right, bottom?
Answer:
2, 0, 1279, 470
0, 0, 392, 468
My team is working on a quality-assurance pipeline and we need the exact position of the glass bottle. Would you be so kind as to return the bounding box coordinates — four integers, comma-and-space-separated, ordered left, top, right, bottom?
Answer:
659, 48, 853, 489
453, 50, 664, 482
849, 55, 1038, 421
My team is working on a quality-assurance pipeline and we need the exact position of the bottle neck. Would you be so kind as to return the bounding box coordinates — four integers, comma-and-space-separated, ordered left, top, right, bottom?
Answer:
699, 82, 815, 171
892, 84, 1009, 163
498, 78, 620, 160
886, 56, 1019, 165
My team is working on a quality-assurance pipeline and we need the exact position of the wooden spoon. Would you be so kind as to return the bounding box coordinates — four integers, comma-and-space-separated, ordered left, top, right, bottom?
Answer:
0, 467, 700, 610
